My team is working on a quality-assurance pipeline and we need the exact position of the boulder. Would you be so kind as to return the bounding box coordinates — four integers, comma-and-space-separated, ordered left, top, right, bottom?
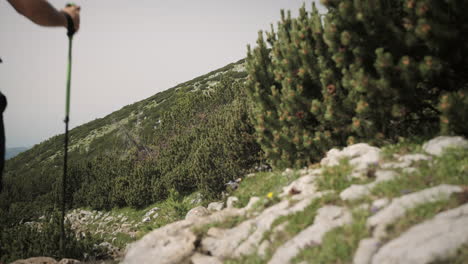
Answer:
207, 202, 224, 212
185, 206, 210, 220
123, 220, 197, 264
372, 203, 468, 264
423, 136, 468, 156
321, 143, 381, 178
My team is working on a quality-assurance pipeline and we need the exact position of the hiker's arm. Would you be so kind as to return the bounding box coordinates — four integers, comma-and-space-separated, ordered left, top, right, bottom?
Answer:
7, 0, 80, 31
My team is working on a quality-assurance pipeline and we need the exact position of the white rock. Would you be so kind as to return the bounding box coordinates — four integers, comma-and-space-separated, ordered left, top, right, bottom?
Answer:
282, 168, 294, 177
340, 184, 372, 201
340, 171, 397, 201
321, 143, 381, 178
207, 202, 224, 212
202, 192, 327, 259
280, 174, 317, 199
367, 184, 463, 239
353, 238, 381, 264
123, 220, 196, 264
144, 207, 160, 218
380, 160, 411, 170
268, 206, 352, 264
372, 203, 468, 264
398, 153, 432, 163
185, 206, 210, 220
226, 196, 239, 209
142, 217, 151, 223
423, 136, 468, 156
371, 198, 390, 212
374, 170, 398, 183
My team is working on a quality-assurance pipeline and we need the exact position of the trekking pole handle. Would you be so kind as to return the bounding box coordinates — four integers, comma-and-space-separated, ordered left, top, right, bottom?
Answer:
64, 3, 77, 37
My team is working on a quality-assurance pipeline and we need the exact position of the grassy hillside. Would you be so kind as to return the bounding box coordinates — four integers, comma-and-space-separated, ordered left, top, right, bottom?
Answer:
0, 58, 260, 225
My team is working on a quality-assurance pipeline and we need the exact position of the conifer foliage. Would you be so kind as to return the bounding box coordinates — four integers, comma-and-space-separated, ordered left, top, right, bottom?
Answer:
246, 0, 468, 168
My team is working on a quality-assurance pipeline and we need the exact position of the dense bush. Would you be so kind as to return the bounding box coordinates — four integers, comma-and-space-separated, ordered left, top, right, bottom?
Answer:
246, 0, 468, 168
37, 76, 262, 211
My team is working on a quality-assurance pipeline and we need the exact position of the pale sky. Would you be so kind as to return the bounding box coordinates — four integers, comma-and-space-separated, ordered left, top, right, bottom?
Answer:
0, 0, 325, 148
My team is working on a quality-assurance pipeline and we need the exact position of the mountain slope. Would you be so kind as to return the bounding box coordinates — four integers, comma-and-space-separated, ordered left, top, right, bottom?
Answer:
0, 58, 259, 224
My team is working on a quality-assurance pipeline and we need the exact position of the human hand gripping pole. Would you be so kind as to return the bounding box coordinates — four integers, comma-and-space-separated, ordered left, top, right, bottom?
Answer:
60, 3, 77, 257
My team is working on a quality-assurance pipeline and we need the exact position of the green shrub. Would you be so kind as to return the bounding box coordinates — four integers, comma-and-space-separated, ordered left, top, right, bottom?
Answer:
246, 1, 468, 168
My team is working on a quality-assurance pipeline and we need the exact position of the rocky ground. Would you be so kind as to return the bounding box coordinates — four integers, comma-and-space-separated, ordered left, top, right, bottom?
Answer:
121, 136, 468, 264
11, 136, 467, 264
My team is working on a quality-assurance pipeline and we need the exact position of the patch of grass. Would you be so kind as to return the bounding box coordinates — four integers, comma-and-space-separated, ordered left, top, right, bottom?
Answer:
113, 232, 134, 248
192, 215, 248, 237
259, 194, 340, 262
372, 148, 468, 199
380, 138, 425, 161
231, 170, 301, 208
292, 208, 370, 264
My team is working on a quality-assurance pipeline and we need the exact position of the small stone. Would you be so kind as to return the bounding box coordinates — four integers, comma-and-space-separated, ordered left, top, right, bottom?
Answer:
207, 202, 224, 212
185, 206, 210, 220
423, 136, 468, 156
282, 168, 294, 176
372, 198, 390, 211
226, 196, 239, 209
142, 217, 151, 223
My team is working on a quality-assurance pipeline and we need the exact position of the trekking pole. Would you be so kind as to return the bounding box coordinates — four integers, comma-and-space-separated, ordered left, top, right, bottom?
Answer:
60, 4, 76, 257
